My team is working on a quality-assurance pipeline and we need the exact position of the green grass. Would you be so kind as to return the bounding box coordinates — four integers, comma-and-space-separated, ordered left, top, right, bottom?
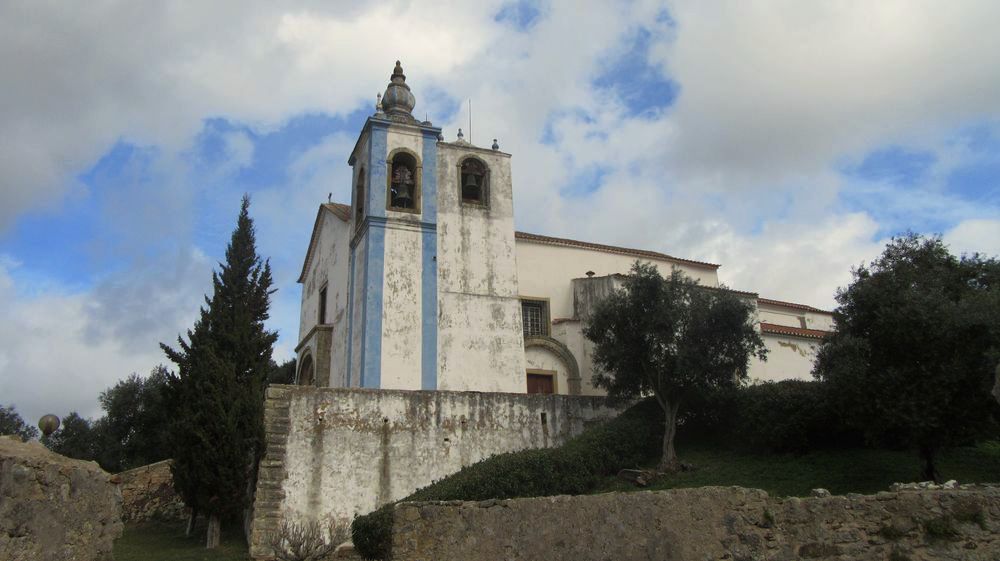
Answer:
593, 441, 1000, 497
114, 519, 249, 561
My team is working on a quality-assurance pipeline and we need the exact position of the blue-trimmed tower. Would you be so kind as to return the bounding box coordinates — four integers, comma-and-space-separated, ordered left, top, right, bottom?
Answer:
345, 61, 526, 393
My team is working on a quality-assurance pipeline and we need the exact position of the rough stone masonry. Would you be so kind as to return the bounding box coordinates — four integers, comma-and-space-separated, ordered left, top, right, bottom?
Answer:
392, 485, 1000, 561
0, 435, 123, 561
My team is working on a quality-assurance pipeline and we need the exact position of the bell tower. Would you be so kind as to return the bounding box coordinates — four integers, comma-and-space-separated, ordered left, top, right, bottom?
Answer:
345, 61, 442, 390
344, 61, 525, 393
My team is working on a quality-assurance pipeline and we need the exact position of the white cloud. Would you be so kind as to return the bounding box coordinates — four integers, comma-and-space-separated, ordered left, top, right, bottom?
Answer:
0, 253, 207, 424
945, 219, 1000, 258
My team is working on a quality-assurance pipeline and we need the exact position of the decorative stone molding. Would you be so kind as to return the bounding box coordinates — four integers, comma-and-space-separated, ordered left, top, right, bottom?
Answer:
524, 336, 582, 395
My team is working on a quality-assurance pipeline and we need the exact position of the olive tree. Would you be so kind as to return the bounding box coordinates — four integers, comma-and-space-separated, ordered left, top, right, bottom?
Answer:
585, 262, 767, 471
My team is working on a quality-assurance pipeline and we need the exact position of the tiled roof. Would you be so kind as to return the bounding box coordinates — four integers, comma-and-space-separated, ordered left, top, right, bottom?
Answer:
514, 231, 720, 270
297, 203, 352, 284
759, 322, 832, 340
757, 297, 832, 315
324, 202, 352, 222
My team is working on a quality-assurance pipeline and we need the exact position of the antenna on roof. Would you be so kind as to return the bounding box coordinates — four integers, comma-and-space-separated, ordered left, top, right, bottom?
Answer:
468, 99, 472, 145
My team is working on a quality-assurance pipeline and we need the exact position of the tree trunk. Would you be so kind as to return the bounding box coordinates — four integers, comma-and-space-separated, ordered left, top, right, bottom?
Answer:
185, 509, 198, 537
919, 446, 940, 483
206, 514, 221, 549
658, 400, 681, 472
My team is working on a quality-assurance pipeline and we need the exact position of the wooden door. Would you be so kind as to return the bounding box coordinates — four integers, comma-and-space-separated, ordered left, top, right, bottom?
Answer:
526, 372, 555, 394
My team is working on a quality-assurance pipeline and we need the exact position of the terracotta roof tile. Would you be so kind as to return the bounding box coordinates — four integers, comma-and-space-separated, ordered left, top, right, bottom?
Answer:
514, 231, 720, 270
759, 322, 833, 340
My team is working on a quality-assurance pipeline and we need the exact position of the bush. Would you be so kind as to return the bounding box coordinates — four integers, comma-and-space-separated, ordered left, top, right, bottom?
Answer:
352, 399, 663, 560
680, 380, 861, 453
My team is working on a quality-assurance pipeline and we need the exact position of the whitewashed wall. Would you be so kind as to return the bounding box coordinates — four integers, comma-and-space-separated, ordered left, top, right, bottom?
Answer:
748, 334, 823, 382
298, 209, 351, 386
248, 385, 621, 559
515, 243, 721, 320
436, 142, 525, 392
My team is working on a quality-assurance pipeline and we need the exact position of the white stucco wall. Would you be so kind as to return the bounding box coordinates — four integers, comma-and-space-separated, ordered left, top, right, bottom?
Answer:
515, 243, 721, 320
260, 386, 621, 534
380, 222, 424, 389
524, 346, 571, 394
298, 209, 351, 387
758, 302, 835, 331
436, 142, 525, 392
749, 334, 822, 382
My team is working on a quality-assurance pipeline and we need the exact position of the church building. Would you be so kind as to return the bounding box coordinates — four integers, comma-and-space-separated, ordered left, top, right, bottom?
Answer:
294, 61, 834, 396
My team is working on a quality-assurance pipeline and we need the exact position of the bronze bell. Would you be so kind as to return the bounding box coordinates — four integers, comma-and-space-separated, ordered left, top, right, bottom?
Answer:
394, 182, 413, 207
463, 173, 478, 190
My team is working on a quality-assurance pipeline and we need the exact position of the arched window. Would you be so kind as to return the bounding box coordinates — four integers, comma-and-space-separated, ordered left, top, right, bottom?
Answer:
387, 152, 419, 211
355, 167, 365, 227
460, 157, 488, 206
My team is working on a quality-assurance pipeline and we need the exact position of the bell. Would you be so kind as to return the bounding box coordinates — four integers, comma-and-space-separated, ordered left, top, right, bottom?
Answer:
463, 174, 478, 189
394, 183, 413, 207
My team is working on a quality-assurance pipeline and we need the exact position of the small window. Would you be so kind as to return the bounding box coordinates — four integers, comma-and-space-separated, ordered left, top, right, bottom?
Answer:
521, 298, 549, 337
355, 168, 365, 226
460, 158, 488, 205
318, 285, 328, 324
388, 152, 419, 211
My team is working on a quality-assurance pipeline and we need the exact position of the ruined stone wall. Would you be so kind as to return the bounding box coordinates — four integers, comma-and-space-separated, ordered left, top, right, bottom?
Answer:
0, 435, 123, 561
115, 459, 187, 522
249, 385, 619, 559
392, 486, 1000, 561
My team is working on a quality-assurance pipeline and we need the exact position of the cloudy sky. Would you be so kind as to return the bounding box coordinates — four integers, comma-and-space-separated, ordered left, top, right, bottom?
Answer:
2, 0, 999, 423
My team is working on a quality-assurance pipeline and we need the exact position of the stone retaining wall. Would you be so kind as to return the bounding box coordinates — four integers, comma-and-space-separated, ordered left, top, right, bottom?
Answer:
392, 485, 1000, 561
249, 385, 620, 559
115, 459, 188, 522
0, 435, 123, 561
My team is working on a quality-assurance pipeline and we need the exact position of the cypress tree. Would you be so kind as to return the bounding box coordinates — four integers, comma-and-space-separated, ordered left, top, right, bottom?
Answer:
162, 194, 277, 548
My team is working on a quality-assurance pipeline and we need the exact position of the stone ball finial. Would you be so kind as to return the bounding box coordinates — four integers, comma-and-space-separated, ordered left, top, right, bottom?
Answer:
381, 60, 415, 118
457, 128, 464, 140
492, 138, 499, 150
38, 414, 60, 437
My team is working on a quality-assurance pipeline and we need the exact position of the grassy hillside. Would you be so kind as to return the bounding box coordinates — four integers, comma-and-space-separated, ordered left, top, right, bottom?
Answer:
596, 441, 1000, 497
114, 519, 248, 561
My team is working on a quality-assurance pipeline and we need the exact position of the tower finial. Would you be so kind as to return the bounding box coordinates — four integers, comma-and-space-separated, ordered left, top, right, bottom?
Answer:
381, 59, 415, 120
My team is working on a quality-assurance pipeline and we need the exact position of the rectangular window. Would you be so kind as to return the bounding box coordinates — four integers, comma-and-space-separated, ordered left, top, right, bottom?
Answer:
318, 286, 328, 324
521, 298, 549, 337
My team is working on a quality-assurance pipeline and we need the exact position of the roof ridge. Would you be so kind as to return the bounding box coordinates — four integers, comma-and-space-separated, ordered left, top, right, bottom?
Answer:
514, 231, 720, 269
757, 297, 832, 314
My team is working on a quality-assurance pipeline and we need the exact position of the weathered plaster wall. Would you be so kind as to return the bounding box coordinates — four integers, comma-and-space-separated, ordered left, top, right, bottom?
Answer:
393, 485, 1000, 561
750, 333, 822, 382
380, 222, 424, 390
298, 209, 351, 387
436, 143, 525, 392
524, 346, 570, 393
348, 232, 368, 387
515, 242, 720, 320
758, 302, 835, 331
248, 385, 619, 559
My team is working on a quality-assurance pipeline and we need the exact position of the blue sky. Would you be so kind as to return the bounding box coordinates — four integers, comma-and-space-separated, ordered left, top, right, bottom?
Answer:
2, 0, 999, 422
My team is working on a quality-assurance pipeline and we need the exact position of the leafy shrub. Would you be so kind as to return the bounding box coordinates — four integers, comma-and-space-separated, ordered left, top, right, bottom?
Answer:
680, 380, 861, 453
352, 399, 663, 560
